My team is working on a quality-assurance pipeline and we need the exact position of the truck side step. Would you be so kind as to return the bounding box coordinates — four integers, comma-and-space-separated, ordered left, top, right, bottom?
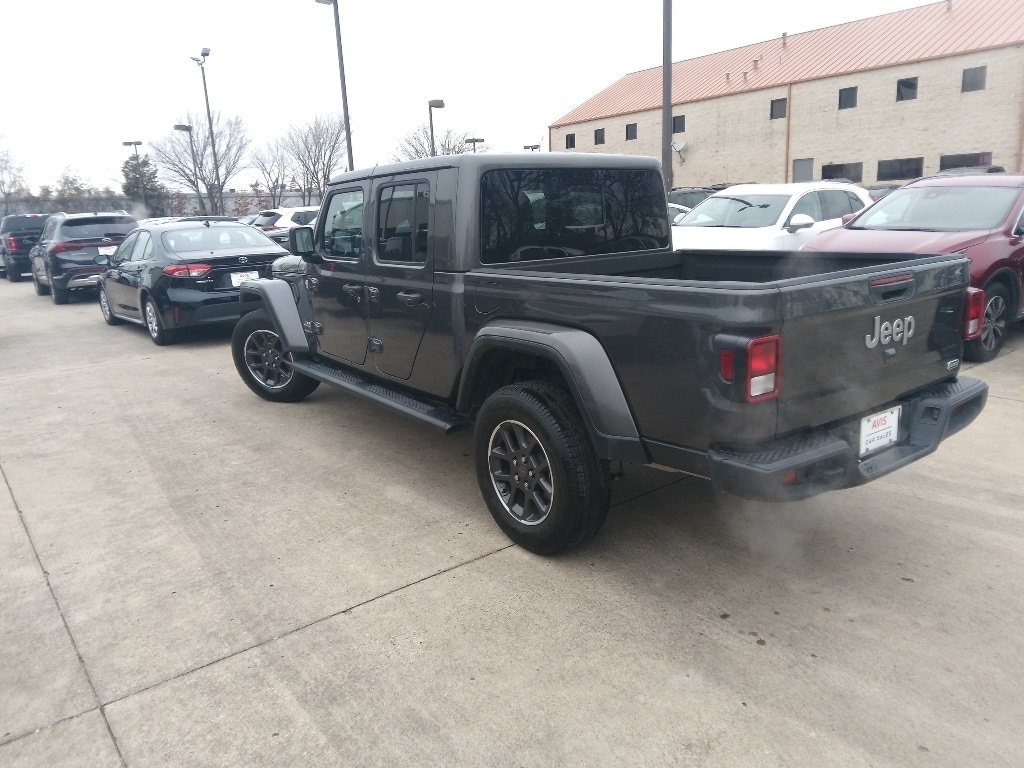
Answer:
291, 358, 469, 433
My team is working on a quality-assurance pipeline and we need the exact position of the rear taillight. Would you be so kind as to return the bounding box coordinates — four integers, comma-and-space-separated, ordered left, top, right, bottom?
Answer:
52, 241, 86, 254
746, 335, 781, 401
4, 236, 15, 250
715, 333, 781, 402
964, 287, 984, 341
163, 263, 212, 277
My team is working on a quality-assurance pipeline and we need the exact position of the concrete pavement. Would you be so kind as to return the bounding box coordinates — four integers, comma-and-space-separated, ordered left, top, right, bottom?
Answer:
1, 277, 1022, 767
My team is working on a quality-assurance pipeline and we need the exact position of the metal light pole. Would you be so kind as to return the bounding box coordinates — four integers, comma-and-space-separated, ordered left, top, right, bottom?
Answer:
315, 0, 355, 172
524, 144, 541, 152
173, 124, 203, 214
190, 48, 224, 214
465, 137, 484, 153
428, 99, 445, 157
122, 140, 147, 211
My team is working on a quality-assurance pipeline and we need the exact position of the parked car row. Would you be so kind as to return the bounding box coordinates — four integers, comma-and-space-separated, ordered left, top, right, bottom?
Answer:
3, 209, 291, 346
671, 172, 1024, 362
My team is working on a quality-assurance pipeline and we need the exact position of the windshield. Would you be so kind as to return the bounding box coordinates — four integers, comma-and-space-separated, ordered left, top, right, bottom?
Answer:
678, 194, 789, 228
852, 185, 1019, 231
162, 226, 276, 252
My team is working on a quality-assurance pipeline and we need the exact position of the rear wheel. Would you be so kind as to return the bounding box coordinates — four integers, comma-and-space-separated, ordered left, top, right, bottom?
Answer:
231, 309, 320, 402
6, 259, 21, 282
474, 381, 609, 554
144, 296, 174, 345
965, 283, 1010, 363
98, 286, 122, 325
33, 270, 50, 296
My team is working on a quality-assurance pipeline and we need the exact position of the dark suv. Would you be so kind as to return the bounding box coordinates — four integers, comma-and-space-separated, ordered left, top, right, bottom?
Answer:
1, 213, 49, 282
29, 212, 137, 304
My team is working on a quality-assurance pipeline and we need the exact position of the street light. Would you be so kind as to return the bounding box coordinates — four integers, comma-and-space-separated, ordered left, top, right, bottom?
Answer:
190, 48, 224, 214
173, 124, 202, 214
315, 0, 355, 172
465, 137, 484, 153
122, 140, 147, 211
428, 99, 445, 157
523, 144, 541, 152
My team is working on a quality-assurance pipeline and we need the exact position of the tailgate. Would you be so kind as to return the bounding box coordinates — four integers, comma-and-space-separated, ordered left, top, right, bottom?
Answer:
775, 254, 969, 436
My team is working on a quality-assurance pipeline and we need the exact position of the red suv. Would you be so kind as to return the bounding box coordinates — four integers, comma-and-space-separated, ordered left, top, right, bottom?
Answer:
804, 174, 1024, 362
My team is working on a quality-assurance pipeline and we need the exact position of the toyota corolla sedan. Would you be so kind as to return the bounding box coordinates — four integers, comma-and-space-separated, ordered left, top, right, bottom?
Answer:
97, 220, 289, 345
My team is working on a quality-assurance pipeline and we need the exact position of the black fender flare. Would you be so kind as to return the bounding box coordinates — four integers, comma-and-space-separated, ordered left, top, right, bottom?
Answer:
239, 278, 310, 352
459, 320, 648, 464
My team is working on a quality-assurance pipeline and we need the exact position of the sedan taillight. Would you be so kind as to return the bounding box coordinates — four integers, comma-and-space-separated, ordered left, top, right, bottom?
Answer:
163, 263, 212, 277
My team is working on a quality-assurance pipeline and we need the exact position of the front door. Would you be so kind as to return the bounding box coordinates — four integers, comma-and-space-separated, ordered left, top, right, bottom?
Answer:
310, 186, 369, 365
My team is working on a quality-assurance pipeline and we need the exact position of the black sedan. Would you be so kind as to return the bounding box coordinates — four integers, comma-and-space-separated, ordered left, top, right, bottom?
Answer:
97, 220, 289, 345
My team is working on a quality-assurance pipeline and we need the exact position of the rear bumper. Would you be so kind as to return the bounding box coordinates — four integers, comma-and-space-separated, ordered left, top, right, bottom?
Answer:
162, 288, 245, 328
707, 376, 988, 502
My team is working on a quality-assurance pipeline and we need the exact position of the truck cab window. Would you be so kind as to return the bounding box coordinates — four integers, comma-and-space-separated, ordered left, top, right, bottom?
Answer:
323, 189, 364, 259
480, 168, 669, 264
377, 182, 429, 264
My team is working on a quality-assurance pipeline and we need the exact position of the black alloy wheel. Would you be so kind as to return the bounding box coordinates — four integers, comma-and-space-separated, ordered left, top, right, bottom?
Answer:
474, 381, 609, 554
231, 309, 320, 402
965, 283, 1010, 363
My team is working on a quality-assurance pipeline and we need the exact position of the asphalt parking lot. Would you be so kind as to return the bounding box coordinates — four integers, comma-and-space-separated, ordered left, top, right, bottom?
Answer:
2, 278, 1023, 767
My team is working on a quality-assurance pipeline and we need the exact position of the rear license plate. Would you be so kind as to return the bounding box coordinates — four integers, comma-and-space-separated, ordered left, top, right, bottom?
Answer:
97, 246, 117, 256
230, 271, 259, 287
859, 406, 901, 457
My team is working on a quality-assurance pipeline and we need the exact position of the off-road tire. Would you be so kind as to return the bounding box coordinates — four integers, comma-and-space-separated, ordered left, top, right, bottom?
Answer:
231, 309, 320, 403
474, 381, 609, 554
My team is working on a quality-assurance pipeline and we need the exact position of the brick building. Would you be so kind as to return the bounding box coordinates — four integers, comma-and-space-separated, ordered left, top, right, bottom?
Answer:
549, 0, 1024, 187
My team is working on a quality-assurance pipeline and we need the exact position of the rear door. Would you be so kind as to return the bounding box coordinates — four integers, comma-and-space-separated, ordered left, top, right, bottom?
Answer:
365, 174, 435, 380
775, 254, 970, 436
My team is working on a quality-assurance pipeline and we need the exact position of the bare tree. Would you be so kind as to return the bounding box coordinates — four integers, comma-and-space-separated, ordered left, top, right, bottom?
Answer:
151, 111, 251, 215
250, 141, 292, 209
280, 116, 349, 205
0, 149, 26, 216
392, 123, 485, 161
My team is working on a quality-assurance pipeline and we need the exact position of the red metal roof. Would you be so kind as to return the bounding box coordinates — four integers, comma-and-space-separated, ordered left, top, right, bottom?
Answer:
551, 0, 1024, 127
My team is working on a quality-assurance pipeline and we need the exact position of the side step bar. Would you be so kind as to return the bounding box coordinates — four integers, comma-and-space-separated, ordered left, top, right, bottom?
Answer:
290, 358, 469, 434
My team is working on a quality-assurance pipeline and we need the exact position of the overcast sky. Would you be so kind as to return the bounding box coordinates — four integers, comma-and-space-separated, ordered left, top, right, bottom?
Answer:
1, 0, 930, 194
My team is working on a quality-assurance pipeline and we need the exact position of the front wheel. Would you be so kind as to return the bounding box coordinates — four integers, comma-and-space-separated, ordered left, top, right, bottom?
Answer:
144, 296, 174, 345
964, 283, 1010, 363
474, 382, 609, 555
231, 309, 320, 402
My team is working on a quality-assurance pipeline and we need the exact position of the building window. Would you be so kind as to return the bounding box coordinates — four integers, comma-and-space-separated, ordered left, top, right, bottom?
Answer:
770, 98, 787, 119
896, 77, 918, 101
672, 115, 685, 133
962, 66, 986, 92
821, 162, 863, 183
594, 128, 605, 146
877, 157, 924, 181
565, 133, 575, 150
940, 152, 993, 170
625, 123, 638, 141
838, 86, 858, 110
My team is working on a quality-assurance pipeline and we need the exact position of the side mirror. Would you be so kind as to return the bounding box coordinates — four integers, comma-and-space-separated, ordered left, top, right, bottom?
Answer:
672, 211, 688, 225
289, 225, 321, 263
841, 213, 858, 226
94, 255, 110, 266
787, 213, 815, 232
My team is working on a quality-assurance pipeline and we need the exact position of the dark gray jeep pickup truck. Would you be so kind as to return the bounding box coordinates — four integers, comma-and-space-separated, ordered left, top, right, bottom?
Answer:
232, 153, 987, 554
